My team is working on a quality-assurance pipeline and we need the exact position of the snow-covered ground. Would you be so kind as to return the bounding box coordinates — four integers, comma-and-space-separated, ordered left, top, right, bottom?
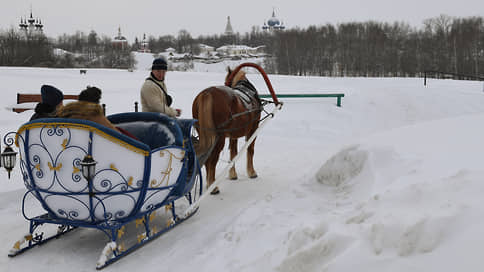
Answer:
1, 59, 484, 272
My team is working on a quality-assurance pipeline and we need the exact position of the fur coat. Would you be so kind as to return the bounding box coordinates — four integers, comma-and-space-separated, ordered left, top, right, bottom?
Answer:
57, 101, 119, 132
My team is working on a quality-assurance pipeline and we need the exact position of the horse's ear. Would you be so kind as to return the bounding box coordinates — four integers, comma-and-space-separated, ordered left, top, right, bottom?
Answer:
227, 67, 232, 74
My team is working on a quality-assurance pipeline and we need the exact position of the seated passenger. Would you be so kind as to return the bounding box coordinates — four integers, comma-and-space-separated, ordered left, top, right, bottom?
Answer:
58, 87, 138, 140
30, 85, 64, 121
78, 86, 102, 104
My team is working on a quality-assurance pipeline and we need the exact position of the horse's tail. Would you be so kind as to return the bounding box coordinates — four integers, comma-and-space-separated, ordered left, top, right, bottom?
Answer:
193, 92, 217, 164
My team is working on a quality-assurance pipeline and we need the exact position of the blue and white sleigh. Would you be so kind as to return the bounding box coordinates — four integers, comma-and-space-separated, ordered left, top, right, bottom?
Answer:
6, 112, 202, 269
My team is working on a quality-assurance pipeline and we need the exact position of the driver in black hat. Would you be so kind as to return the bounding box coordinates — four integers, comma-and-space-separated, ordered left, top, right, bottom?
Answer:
139, 57, 181, 117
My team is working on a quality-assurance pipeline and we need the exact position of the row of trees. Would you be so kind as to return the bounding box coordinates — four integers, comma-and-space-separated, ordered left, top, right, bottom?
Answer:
137, 15, 484, 78
0, 29, 52, 66
55, 31, 134, 68
0, 15, 483, 77
267, 15, 484, 77
0, 29, 134, 68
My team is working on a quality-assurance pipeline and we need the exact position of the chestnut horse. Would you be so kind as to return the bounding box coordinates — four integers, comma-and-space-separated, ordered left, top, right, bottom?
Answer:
192, 68, 262, 194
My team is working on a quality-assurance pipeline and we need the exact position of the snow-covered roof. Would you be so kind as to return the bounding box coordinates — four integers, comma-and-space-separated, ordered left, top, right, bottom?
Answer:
199, 44, 215, 50
113, 37, 127, 42
53, 48, 72, 56
216, 45, 259, 51
113, 27, 127, 42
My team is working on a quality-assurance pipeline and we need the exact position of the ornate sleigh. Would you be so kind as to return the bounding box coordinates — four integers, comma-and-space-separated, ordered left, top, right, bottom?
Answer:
4, 112, 202, 269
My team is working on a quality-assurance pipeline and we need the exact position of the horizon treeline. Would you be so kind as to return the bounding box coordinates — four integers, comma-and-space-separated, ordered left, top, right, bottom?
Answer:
0, 29, 134, 68
265, 15, 484, 77
0, 14, 483, 77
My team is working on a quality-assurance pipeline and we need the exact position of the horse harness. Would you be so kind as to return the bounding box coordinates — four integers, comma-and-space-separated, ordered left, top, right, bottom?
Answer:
230, 79, 261, 109
207, 80, 263, 131
194, 79, 277, 135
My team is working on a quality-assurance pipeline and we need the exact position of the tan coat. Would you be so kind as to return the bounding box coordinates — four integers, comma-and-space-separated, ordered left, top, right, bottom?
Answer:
140, 76, 177, 117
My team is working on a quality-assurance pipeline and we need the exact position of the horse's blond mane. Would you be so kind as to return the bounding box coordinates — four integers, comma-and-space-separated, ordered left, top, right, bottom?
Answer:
226, 67, 247, 88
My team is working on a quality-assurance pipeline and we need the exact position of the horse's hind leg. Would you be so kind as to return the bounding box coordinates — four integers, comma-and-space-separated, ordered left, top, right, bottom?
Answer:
229, 138, 238, 180
246, 135, 258, 179
206, 137, 225, 194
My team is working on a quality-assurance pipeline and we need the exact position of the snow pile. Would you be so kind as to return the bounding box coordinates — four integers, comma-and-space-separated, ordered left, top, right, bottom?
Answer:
315, 145, 368, 186
301, 114, 484, 271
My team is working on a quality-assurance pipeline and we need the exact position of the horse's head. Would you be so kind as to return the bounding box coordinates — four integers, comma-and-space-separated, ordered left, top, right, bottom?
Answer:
225, 67, 247, 88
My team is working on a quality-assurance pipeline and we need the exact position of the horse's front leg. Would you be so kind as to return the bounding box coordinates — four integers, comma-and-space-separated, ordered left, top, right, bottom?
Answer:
246, 135, 258, 179
229, 138, 238, 180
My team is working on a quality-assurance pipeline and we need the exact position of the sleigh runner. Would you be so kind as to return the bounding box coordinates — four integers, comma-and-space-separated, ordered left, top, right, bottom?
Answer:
5, 112, 202, 269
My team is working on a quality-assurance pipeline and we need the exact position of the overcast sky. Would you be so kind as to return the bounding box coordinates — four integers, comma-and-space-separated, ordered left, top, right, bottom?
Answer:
2, 0, 483, 41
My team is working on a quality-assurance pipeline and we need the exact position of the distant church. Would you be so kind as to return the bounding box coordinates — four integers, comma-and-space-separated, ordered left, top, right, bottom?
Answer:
112, 27, 128, 50
18, 8, 44, 36
138, 33, 151, 53
224, 16, 235, 36
262, 9, 285, 31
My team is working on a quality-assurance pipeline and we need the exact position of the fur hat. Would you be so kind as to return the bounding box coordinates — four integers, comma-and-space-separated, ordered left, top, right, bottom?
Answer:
152, 57, 168, 70
41, 85, 63, 107
79, 87, 102, 104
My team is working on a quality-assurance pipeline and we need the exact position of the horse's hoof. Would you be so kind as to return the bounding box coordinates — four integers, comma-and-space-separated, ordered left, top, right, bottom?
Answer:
210, 187, 220, 195
249, 174, 258, 179
229, 176, 238, 180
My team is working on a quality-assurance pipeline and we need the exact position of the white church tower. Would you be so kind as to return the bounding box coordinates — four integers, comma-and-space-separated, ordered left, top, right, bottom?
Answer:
224, 16, 234, 36
19, 7, 44, 37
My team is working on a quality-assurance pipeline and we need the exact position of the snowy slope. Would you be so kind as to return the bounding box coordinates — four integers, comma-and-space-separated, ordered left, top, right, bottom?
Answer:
0, 64, 484, 272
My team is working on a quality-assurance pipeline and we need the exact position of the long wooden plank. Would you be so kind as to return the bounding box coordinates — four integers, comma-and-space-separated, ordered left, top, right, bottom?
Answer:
14, 93, 81, 113
12, 108, 31, 113
17, 93, 79, 104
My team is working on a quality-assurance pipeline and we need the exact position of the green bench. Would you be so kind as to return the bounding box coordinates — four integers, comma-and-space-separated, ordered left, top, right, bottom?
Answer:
259, 93, 345, 107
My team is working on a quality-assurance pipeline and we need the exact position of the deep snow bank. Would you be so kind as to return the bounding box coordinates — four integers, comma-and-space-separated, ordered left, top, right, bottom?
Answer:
305, 113, 484, 271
